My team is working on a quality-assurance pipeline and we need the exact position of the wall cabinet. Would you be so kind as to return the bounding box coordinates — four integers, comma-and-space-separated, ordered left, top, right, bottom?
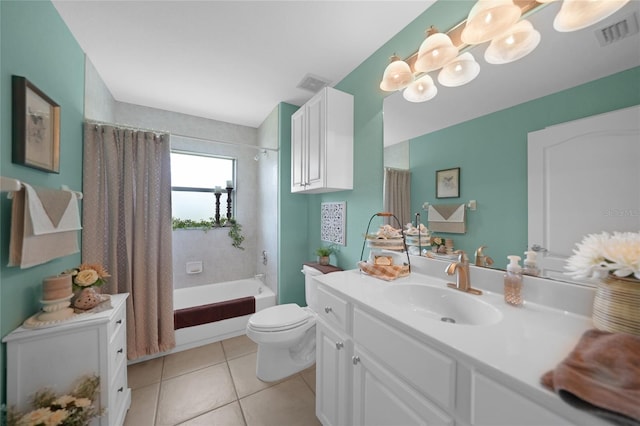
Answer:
315, 283, 588, 426
291, 86, 353, 193
4, 294, 131, 426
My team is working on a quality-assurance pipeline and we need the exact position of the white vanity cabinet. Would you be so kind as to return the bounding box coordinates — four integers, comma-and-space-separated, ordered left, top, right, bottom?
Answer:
291, 86, 353, 193
4, 293, 131, 426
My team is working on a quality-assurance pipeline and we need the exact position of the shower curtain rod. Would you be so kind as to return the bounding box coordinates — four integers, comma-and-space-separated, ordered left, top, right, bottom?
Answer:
85, 120, 279, 152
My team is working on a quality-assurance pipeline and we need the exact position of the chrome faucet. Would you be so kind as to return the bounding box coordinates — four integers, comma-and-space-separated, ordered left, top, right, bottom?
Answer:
445, 251, 482, 295
474, 245, 494, 267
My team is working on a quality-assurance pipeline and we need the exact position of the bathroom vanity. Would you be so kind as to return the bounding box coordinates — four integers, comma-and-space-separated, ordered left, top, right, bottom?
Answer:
314, 256, 609, 426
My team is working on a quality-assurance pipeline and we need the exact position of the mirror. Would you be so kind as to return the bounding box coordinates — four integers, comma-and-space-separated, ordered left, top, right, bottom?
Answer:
383, 1, 640, 279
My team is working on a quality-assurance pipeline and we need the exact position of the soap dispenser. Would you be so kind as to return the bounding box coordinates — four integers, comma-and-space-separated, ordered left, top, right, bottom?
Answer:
504, 255, 523, 306
523, 250, 540, 277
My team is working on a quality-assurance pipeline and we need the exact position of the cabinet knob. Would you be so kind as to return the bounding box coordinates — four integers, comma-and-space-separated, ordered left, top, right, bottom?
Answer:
352, 356, 360, 365
118, 387, 124, 393
117, 348, 124, 354
324, 306, 332, 314
116, 319, 123, 325
335, 341, 344, 350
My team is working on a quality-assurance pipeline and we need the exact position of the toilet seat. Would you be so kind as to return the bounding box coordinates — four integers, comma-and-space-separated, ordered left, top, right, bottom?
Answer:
248, 303, 312, 332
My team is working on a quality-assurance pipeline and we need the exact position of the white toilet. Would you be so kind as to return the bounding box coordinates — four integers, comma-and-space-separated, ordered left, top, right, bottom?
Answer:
246, 264, 323, 382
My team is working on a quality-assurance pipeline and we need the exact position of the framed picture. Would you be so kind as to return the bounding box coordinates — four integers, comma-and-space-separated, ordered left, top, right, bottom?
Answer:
321, 201, 346, 245
436, 167, 460, 198
12, 75, 60, 173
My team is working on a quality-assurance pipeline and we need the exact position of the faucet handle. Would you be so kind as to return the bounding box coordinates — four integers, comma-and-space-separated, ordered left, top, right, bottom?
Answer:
454, 250, 468, 263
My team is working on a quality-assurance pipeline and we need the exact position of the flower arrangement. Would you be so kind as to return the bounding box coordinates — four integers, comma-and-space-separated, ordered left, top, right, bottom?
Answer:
7, 375, 101, 426
63, 263, 110, 292
565, 231, 640, 280
431, 236, 446, 253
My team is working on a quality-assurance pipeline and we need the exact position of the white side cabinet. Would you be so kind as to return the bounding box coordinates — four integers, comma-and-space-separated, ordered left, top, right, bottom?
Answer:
291, 86, 353, 193
4, 293, 131, 426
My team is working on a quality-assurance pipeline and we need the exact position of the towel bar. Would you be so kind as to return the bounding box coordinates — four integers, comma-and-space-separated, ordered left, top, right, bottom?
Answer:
0, 176, 83, 199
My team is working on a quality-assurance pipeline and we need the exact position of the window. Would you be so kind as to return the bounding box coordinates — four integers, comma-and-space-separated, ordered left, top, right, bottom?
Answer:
170, 151, 235, 222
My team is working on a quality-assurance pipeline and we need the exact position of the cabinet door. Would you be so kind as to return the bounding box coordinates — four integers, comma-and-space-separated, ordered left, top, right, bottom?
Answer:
352, 347, 453, 426
305, 92, 326, 191
316, 321, 351, 426
291, 107, 306, 192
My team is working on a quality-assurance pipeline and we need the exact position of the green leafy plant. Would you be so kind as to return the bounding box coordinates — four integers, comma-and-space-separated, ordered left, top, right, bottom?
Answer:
172, 216, 245, 250
315, 246, 334, 257
227, 218, 245, 250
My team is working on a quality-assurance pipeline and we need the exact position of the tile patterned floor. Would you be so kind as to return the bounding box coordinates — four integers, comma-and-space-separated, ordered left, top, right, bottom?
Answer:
124, 335, 320, 426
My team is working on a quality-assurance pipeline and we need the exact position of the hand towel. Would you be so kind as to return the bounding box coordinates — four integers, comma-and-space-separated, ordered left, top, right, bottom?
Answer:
8, 187, 80, 269
24, 183, 81, 234
428, 204, 466, 234
541, 329, 640, 424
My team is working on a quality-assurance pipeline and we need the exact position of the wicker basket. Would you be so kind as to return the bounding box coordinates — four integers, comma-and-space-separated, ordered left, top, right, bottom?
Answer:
592, 275, 640, 336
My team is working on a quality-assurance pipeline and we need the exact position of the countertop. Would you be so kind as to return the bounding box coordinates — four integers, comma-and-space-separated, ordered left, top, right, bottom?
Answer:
314, 268, 606, 424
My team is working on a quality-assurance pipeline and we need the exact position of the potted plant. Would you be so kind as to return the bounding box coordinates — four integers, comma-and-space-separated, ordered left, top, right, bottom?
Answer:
315, 246, 333, 266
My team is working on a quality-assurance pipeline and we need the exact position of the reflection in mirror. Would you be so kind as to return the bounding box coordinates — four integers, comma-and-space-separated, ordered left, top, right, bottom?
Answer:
382, 1, 640, 285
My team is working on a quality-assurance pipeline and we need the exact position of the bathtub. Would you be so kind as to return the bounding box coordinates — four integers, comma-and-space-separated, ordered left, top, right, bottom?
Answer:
172, 277, 276, 353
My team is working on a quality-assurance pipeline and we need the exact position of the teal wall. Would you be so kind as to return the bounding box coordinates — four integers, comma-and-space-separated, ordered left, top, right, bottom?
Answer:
278, 102, 309, 305
0, 0, 85, 407
409, 67, 640, 268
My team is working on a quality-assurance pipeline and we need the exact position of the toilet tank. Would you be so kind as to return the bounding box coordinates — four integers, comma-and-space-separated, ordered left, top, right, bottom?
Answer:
302, 265, 324, 311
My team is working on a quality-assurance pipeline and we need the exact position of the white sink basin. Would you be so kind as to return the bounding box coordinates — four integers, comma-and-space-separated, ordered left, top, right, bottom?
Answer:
382, 284, 502, 326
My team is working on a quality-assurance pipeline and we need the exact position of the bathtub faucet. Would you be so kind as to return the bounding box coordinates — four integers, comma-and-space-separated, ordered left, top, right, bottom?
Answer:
255, 273, 265, 284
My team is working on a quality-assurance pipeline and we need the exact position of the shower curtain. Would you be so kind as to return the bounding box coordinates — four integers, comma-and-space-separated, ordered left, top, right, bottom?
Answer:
82, 123, 175, 359
383, 168, 411, 227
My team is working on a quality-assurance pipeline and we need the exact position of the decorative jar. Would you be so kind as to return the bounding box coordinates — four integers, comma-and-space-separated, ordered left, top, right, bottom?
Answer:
592, 275, 640, 336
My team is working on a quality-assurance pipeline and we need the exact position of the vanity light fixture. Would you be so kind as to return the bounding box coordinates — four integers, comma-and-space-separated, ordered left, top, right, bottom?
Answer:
414, 27, 459, 73
484, 19, 541, 64
383, 0, 630, 102
403, 74, 438, 102
379, 55, 413, 92
438, 52, 481, 87
553, 0, 630, 32
461, 0, 522, 45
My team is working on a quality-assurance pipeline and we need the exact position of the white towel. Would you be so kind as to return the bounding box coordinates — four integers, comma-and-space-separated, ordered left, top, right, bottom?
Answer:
428, 204, 466, 234
24, 184, 81, 234
8, 186, 80, 269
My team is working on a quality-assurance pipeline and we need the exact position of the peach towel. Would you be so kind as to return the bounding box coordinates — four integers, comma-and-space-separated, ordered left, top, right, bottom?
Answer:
541, 329, 640, 424
358, 261, 409, 281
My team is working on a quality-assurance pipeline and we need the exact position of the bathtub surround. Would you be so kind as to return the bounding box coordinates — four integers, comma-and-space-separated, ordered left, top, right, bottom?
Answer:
82, 123, 175, 359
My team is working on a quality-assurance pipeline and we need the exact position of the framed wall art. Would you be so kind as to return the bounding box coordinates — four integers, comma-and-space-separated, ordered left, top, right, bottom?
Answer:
436, 167, 460, 198
12, 75, 61, 173
321, 201, 346, 245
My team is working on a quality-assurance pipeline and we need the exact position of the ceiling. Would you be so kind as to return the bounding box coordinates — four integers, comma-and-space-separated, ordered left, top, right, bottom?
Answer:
383, 1, 640, 146
51, 0, 433, 128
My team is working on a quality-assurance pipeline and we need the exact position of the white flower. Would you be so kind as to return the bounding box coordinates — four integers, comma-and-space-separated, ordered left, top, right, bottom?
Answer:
74, 269, 99, 287
565, 231, 640, 280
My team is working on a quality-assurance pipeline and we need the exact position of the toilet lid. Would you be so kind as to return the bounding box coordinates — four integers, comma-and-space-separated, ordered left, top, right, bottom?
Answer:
248, 304, 311, 332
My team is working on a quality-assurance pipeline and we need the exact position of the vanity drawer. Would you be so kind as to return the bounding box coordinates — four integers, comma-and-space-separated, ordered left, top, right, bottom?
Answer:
353, 307, 455, 412
317, 285, 349, 332
108, 302, 126, 339
107, 360, 130, 426
109, 324, 127, 383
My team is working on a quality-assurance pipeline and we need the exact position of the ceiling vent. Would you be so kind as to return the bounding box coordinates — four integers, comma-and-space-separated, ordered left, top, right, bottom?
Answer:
595, 11, 639, 47
297, 74, 331, 93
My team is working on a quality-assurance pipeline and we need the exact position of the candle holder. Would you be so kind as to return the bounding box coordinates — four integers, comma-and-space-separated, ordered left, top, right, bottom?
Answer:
226, 187, 233, 221
214, 191, 222, 226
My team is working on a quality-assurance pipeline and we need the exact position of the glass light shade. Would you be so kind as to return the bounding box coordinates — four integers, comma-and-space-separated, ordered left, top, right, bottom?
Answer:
485, 20, 541, 64
414, 33, 459, 73
461, 0, 522, 45
380, 57, 414, 91
554, 0, 629, 32
403, 75, 438, 102
437, 53, 481, 87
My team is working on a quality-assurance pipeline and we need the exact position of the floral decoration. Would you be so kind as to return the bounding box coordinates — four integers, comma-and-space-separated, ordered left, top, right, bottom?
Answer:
565, 231, 640, 280
7, 375, 101, 426
63, 263, 110, 291
431, 236, 446, 249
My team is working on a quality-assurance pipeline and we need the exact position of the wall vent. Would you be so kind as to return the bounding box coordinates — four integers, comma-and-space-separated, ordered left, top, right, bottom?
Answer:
297, 73, 331, 93
595, 11, 639, 46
